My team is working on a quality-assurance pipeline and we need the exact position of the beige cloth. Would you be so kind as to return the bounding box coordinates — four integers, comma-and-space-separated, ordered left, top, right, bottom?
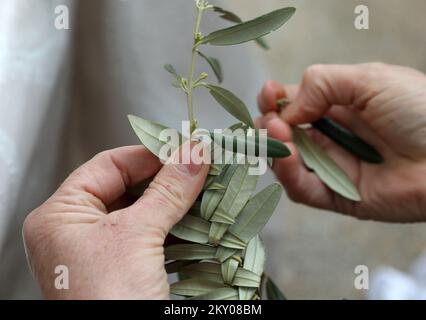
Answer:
0, 0, 267, 298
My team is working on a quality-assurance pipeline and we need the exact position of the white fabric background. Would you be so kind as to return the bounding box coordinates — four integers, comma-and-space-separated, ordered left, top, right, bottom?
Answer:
0, 0, 267, 298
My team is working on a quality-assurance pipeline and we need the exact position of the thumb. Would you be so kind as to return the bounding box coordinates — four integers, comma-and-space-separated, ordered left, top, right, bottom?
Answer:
282, 64, 366, 124
128, 142, 209, 235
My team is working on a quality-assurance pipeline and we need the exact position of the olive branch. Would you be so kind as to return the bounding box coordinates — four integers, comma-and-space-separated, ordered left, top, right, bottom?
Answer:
128, 0, 370, 300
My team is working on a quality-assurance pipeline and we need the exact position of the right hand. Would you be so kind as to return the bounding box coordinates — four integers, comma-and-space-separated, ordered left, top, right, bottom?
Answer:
257, 63, 426, 222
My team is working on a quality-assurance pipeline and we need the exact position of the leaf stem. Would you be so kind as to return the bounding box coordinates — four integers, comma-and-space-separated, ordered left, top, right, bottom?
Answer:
187, 2, 205, 133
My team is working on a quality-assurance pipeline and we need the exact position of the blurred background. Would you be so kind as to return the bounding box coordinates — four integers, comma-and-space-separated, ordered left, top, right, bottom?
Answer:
0, 0, 425, 299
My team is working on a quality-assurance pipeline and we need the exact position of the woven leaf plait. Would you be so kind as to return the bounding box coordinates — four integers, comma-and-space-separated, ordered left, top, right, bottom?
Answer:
167, 141, 283, 300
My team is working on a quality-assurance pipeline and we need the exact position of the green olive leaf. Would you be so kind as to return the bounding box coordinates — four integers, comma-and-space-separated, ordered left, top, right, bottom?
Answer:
165, 244, 216, 261
206, 182, 226, 191
170, 215, 210, 244
212, 6, 270, 50
203, 84, 255, 128
211, 131, 291, 158
200, 7, 296, 46
312, 117, 384, 164
201, 164, 238, 220
219, 232, 247, 250
228, 183, 283, 243
165, 260, 194, 274
233, 267, 262, 288
170, 278, 228, 297
221, 258, 239, 285
213, 6, 241, 23
211, 164, 258, 224
215, 246, 240, 263
198, 51, 223, 83
208, 164, 259, 243
266, 277, 287, 300
189, 287, 239, 300
239, 236, 266, 300
128, 115, 183, 161
292, 126, 362, 202
181, 262, 223, 283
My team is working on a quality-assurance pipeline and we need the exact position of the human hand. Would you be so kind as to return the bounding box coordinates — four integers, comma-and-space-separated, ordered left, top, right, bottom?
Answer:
257, 63, 426, 222
23, 145, 209, 299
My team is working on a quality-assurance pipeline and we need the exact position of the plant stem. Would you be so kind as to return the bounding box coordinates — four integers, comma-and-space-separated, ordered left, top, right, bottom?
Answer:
187, 3, 204, 133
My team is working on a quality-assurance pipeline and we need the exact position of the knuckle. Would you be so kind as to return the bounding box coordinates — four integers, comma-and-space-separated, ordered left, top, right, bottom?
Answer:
144, 177, 186, 213
303, 64, 326, 83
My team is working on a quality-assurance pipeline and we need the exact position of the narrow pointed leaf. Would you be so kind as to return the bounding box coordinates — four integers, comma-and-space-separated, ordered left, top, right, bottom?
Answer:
255, 37, 270, 49
170, 215, 210, 244
216, 246, 240, 263
206, 182, 226, 191
209, 222, 228, 245
233, 268, 262, 288
213, 6, 241, 23
204, 84, 254, 128
189, 288, 239, 300
181, 262, 223, 283
212, 6, 270, 50
212, 131, 291, 158
128, 115, 183, 161
201, 164, 238, 220
292, 127, 362, 201
165, 260, 194, 274
198, 51, 223, 83
165, 244, 216, 261
164, 64, 181, 80
170, 278, 228, 297
228, 183, 282, 243
239, 236, 266, 299
200, 7, 296, 46
221, 258, 239, 285
212, 164, 258, 223
220, 232, 247, 250
312, 117, 384, 164
266, 277, 287, 300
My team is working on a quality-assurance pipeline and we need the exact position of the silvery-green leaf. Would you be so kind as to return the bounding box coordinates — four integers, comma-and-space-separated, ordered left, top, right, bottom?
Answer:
206, 182, 226, 191
208, 164, 223, 176
198, 51, 223, 83
212, 131, 291, 158
255, 37, 270, 49
165, 260, 193, 274
221, 258, 239, 285
204, 84, 255, 128
228, 183, 282, 243
220, 232, 246, 250
165, 244, 216, 261
188, 201, 202, 218
170, 278, 228, 297
181, 262, 223, 283
189, 288, 239, 300
215, 246, 240, 263
200, 7, 296, 46
312, 117, 384, 164
128, 115, 183, 161
170, 215, 210, 244
292, 126, 362, 202
213, 6, 241, 23
164, 64, 181, 80
212, 6, 270, 50
266, 277, 287, 300
239, 236, 266, 299
201, 164, 238, 220
233, 268, 262, 288
211, 164, 258, 224
208, 222, 230, 245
